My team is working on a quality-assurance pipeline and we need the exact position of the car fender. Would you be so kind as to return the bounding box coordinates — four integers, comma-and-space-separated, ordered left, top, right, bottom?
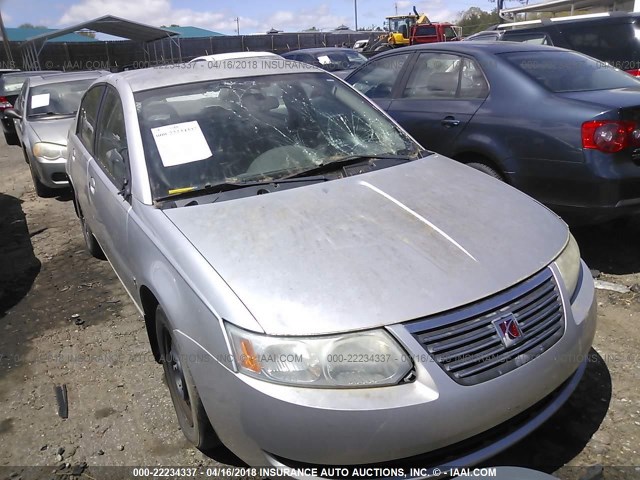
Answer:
127, 203, 261, 374
451, 130, 517, 176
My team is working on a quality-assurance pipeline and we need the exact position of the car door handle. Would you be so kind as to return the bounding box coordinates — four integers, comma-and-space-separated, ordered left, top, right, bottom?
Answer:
89, 177, 96, 194
441, 116, 461, 127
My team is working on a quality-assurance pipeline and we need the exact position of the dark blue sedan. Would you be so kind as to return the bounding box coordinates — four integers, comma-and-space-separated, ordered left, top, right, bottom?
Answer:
345, 42, 640, 225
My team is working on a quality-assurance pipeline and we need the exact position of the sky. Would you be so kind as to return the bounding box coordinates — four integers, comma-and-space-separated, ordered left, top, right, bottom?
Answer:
0, 0, 497, 35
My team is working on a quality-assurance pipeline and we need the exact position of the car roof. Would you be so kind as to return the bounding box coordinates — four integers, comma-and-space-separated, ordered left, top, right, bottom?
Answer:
377, 41, 568, 56
464, 30, 501, 39
284, 47, 356, 55
1, 70, 60, 79
189, 51, 280, 63
104, 53, 324, 93
27, 70, 108, 87
499, 10, 640, 29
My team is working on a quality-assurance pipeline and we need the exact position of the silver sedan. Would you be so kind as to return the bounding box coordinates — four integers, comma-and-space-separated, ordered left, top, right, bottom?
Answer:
66, 54, 596, 472
5, 70, 106, 196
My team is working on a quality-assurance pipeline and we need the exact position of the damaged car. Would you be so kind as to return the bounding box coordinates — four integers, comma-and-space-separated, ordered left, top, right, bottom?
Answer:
65, 53, 596, 473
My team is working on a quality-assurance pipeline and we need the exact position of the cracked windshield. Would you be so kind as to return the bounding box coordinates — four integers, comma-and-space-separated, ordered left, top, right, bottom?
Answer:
135, 72, 420, 199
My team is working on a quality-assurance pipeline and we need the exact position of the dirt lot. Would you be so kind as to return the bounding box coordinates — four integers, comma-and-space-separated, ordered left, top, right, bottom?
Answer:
0, 140, 639, 480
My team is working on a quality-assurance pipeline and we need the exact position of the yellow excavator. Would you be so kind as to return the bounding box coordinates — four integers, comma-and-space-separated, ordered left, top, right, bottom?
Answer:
386, 8, 431, 47
362, 6, 461, 56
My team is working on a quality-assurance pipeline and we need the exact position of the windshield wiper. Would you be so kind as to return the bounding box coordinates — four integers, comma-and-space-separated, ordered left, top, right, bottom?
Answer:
283, 154, 415, 179
154, 175, 329, 203
28, 111, 74, 118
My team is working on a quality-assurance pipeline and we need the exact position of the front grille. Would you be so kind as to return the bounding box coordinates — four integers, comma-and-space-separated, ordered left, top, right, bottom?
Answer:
405, 268, 565, 386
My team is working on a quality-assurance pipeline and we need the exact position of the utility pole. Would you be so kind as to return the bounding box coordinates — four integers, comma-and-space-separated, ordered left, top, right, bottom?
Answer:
395, 2, 398, 15
354, 0, 358, 31
0, 10, 14, 66
234, 17, 240, 36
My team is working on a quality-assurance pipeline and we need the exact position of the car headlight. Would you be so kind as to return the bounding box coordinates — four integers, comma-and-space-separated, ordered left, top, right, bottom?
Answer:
225, 324, 413, 388
33, 142, 66, 160
554, 233, 581, 299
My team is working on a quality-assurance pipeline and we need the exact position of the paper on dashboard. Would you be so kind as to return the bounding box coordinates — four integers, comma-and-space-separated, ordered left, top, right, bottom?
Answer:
151, 121, 213, 167
31, 94, 50, 109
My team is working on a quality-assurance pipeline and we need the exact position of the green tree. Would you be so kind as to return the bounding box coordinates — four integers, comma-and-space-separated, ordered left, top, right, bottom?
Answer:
18, 22, 47, 29
456, 7, 501, 36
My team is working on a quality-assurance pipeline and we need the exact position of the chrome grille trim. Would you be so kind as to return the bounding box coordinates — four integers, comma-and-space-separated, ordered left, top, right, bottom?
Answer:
405, 268, 565, 386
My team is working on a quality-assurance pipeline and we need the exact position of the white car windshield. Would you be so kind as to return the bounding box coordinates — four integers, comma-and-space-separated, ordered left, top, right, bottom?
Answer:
135, 72, 420, 199
28, 79, 96, 117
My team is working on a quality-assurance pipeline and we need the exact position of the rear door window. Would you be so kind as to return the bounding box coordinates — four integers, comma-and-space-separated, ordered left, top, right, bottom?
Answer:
402, 53, 488, 99
95, 87, 128, 185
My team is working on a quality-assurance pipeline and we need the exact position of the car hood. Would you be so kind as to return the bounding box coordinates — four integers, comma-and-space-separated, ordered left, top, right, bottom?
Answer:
556, 87, 640, 110
28, 117, 74, 146
164, 155, 568, 336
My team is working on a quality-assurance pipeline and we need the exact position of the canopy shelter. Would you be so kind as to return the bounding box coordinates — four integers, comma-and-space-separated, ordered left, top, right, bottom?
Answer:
499, 0, 633, 19
20, 15, 180, 70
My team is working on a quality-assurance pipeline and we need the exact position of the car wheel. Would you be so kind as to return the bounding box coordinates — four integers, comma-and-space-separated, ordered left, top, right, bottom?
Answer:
78, 205, 105, 259
28, 159, 55, 197
466, 162, 504, 181
156, 305, 220, 451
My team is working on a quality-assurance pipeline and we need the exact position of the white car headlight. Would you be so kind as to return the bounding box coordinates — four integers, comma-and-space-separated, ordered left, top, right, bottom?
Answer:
554, 233, 581, 299
225, 324, 413, 388
33, 142, 66, 160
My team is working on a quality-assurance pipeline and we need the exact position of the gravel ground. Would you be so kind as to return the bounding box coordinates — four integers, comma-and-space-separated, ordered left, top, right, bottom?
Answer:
0, 141, 639, 480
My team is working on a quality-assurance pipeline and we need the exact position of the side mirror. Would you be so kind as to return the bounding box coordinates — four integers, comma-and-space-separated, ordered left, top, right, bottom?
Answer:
3, 108, 21, 120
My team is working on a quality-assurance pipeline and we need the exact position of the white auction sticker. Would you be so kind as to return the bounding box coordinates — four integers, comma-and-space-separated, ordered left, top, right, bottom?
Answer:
317, 55, 332, 65
151, 121, 212, 167
31, 93, 50, 109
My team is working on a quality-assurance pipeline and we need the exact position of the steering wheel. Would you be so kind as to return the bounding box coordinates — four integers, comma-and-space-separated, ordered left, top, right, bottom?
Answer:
246, 145, 320, 176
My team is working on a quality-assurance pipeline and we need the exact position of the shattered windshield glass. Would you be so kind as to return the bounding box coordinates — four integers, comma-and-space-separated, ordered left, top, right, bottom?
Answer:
135, 72, 421, 199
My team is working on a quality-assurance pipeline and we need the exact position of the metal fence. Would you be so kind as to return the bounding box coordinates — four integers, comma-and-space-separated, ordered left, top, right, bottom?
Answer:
0, 32, 372, 71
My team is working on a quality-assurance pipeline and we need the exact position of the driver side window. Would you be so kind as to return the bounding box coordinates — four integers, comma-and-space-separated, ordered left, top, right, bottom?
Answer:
95, 88, 128, 187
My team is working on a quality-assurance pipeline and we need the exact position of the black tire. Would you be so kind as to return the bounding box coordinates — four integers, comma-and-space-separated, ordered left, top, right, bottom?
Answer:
156, 305, 220, 451
4, 130, 19, 147
27, 158, 56, 197
466, 162, 504, 181
78, 204, 105, 259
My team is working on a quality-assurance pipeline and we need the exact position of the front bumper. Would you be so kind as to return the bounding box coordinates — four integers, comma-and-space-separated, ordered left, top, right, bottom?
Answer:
183, 261, 596, 470
31, 155, 69, 189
